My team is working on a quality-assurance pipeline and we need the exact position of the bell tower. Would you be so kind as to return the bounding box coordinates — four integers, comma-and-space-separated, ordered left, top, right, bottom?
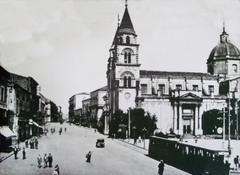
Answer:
107, 1, 141, 114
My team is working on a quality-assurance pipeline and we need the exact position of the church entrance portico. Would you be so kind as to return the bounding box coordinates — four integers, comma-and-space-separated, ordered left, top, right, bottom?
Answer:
171, 92, 202, 136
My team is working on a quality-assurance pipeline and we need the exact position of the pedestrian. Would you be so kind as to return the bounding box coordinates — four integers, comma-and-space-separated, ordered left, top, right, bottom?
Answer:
25, 140, 28, 148
86, 151, 92, 163
43, 153, 48, 168
37, 154, 42, 168
234, 155, 239, 170
64, 127, 66, 132
59, 128, 62, 135
55, 164, 60, 175
35, 139, 39, 149
13, 146, 18, 159
30, 139, 33, 149
22, 147, 26, 159
158, 160, 165, 175
48, 153, 53, 167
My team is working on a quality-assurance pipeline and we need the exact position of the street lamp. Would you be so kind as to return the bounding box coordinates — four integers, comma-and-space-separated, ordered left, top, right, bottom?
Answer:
227, 93, 231, 154
103, 95, 109, 135
132, 126, 136, 144
142, 127, 147, 149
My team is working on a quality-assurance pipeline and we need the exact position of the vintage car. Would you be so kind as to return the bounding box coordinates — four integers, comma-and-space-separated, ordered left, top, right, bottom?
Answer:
96, 138, 105, 148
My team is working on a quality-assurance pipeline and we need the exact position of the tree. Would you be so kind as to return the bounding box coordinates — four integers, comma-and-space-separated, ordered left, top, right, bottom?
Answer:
130, 108, 157, 138
109, 110, 128, 138
202, 109, 223, 135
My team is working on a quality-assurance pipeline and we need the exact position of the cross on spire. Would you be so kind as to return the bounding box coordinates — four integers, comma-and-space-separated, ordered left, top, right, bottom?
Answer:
117, 14, 120, 27
223, 21, 226, 33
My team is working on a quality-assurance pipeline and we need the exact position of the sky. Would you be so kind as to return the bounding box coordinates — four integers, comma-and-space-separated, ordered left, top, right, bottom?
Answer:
0, 0, 240, 114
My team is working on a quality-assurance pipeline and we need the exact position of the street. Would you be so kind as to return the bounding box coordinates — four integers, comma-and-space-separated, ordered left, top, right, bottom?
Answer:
0, 123, 190, 175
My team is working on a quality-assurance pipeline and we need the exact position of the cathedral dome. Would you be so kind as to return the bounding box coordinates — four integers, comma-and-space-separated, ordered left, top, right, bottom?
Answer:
207, 28, 240, 63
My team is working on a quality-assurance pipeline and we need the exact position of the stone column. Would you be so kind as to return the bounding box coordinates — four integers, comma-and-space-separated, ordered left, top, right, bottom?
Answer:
198, 105, 203, 135
194, 105, 199, 135
173, 103, 178, 133
179, 104, 183, 135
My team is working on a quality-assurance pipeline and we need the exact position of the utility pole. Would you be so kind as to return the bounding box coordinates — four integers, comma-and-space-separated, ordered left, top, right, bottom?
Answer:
128, 109, 131, 139
236, 101, 239, 140
223, 106, 225, 141
228, 93, 231, 154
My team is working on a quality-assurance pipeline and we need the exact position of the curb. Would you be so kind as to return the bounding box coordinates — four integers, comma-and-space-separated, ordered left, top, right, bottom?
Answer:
122, 140, 148, 151
114, 139, 148, 155
0, 152, 14, 163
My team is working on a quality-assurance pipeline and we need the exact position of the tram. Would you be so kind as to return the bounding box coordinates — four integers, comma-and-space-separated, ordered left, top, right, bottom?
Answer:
149, 136, 230, 175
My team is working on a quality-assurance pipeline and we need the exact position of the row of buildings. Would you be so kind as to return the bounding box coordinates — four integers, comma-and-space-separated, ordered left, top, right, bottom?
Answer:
0, 65, 62, 150
68, 87, 107, 129
69, 3, 240, 137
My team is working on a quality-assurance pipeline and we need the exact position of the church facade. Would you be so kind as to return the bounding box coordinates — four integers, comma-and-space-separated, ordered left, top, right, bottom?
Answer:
106, 4, 240, 135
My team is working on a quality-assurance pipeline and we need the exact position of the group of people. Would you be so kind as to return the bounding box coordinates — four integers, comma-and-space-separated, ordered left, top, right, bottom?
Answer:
58, 127, 67, 135
37, 153, 60, 175
13, 146, 27, 160
50, 127, 56, 134
25, 137, 39, 149
37, 153, 53, 168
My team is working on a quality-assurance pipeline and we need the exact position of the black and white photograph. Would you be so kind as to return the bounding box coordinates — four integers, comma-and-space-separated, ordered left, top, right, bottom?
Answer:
0, 0, 240, 174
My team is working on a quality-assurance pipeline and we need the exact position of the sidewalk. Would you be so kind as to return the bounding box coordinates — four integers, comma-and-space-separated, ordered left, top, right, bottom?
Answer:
0, 136, 40, 163
120, 138, 149, 150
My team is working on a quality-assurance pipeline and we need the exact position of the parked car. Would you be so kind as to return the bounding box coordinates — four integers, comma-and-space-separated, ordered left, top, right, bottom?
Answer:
96, 138, 105, 148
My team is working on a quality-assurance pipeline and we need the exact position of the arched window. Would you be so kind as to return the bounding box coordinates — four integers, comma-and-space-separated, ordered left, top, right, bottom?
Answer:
123, 76, 127, 87
121, 71, 135, 88
128, 53, 131, 63
233, 64, 238, 73
128, 77, 131, 87
119, 37, 123, 44
121, 48, 134, 64
126, 36, 130, 44
124, 53, 128, 63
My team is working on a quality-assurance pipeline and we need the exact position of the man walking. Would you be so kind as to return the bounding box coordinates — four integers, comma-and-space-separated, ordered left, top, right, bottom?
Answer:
158, 160, 165, 175
35, 139, 38, 149
13, 146, 18, 159
25, 140, 28, 148
234, 155, 239, 170
43, 153, 48, 168
22, 147, 26, 159
48, 153, 53, 167
37, 154, 42, 168
86, 151, 92, 163
55, 164, 60, 175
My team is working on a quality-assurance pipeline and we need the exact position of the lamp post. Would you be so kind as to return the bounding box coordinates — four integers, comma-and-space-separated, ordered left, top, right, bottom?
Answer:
237, 101, 239, 140
103, 95, 109, 135
142, 127, 147, 149
133, 126, 136, 144
227, 93, 231, 154
128, 109, 131, 139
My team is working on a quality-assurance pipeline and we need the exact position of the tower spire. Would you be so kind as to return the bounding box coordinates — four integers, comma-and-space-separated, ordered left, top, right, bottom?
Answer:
125, 0, 128, 8
223, 21, 226, 33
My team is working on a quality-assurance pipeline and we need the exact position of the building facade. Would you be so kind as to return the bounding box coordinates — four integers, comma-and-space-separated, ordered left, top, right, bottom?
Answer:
68, 92, 90, 124
89, 86, 107, 127
106, 4, 240, 136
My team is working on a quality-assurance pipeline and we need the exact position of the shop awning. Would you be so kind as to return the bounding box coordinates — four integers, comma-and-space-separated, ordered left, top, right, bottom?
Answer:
0, 126, 17, 138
